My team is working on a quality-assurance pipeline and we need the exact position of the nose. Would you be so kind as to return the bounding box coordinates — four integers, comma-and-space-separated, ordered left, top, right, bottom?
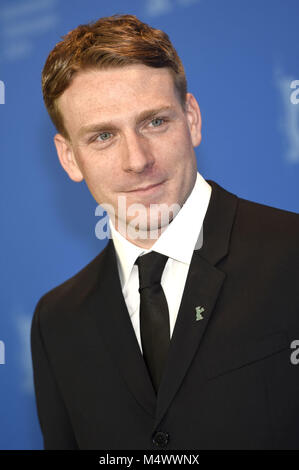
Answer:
121, 129, 155, 173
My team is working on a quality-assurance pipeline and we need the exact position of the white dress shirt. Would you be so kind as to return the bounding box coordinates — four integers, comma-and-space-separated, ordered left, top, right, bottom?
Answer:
109, 171, 212, 354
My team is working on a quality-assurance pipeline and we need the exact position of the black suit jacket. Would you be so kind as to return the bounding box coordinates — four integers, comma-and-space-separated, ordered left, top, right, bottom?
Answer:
31, 180, 299, 450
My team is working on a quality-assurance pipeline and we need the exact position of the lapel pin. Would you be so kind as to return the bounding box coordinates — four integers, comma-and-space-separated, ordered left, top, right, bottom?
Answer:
195, 306, 205, 321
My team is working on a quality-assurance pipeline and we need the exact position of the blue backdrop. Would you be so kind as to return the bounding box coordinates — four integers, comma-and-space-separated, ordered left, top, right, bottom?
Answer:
1, 0, 299, 449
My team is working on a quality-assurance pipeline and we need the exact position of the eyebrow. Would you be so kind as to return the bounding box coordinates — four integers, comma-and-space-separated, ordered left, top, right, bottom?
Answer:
77, 106, 174, 138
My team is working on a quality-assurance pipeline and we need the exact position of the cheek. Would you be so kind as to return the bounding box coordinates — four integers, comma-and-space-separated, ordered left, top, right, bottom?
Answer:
165, 123, 192, 153
75, 158, 108, 196
149, 132, 180, 162
76, 152, 110, 185
162, 133, 193, 166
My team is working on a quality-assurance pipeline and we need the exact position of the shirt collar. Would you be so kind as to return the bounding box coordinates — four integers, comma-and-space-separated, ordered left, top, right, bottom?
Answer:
109, 171, 211, 289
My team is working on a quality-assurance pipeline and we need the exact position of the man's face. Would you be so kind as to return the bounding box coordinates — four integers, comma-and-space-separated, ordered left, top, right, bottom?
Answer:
54, 64, 202, 241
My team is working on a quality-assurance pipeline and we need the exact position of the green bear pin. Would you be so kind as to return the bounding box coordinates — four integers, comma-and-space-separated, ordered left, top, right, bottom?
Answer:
195, 306, 205, 321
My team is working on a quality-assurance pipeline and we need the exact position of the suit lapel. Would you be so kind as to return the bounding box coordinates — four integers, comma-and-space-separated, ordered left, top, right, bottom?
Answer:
87, 239, 157, 418
154, 180, 239, 429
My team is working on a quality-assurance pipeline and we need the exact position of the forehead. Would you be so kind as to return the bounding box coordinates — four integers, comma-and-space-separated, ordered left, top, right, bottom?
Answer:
57, 65, 180, 131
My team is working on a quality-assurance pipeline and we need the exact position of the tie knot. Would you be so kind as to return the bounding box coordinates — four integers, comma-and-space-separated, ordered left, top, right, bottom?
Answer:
135, 251, 168, 290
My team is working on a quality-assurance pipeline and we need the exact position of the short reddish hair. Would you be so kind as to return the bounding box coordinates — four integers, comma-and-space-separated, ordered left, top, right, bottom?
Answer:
42, 14, 188, 138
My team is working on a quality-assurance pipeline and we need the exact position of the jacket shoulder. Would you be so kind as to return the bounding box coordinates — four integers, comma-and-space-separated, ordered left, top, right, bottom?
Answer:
236, 194, 299, 240
208, 179, 299, 242
34, 241, 111, 322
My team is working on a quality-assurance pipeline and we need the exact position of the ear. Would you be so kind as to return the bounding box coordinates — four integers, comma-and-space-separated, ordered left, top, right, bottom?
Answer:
184, 93, 202, 147
54, 133, 84, 182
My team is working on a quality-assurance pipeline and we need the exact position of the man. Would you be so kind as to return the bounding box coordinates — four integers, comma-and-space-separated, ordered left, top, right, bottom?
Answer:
31, 14, 299, 450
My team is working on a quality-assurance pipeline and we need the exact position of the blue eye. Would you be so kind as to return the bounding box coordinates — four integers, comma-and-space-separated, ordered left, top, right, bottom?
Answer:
98, 132, 112, 141
151, 118, 164, 127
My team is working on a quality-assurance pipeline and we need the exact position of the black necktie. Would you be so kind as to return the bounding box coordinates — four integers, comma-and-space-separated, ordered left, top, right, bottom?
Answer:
135, 251, 170, 394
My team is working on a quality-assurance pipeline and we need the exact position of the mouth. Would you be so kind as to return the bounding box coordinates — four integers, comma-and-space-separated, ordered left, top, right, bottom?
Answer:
126, 180, 165, 194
